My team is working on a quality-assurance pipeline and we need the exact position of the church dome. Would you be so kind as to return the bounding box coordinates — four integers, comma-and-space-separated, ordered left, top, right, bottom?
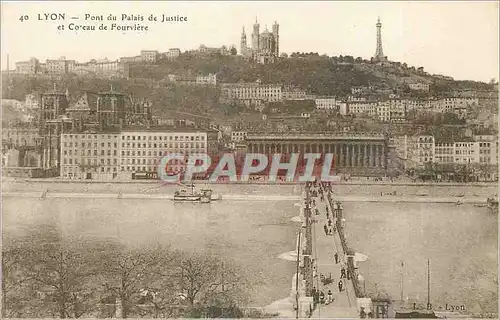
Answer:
260, 28, 272, 37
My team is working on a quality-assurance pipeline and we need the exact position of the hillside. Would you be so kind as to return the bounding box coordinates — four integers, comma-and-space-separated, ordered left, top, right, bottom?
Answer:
131, 54, 379, 96
2, 54, 493, 122
1, 75, 223, 120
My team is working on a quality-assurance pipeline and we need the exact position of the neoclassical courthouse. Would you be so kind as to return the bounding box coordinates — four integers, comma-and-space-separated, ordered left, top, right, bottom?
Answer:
241, 18, 280, 64
245, 133, 388, 176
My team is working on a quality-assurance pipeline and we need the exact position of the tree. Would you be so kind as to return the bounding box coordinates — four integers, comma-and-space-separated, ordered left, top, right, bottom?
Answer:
2, 235, 41, 317
173, 253, 247, 309
3, 225, 105, 318
98, 244, 175, 318
230, 47, 237, 55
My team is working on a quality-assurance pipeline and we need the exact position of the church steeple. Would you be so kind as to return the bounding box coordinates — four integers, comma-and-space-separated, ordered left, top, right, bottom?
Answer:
241, 25, 247, 52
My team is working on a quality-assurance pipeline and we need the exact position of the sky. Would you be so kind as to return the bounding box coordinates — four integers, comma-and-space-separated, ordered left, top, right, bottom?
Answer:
1, 1, 498, 82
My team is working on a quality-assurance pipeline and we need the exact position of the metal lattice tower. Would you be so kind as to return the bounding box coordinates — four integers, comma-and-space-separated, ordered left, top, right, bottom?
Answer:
374, 17, 387, 61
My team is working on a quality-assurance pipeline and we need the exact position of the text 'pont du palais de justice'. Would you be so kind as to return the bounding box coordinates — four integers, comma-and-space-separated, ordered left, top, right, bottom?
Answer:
18, 13, 188, 32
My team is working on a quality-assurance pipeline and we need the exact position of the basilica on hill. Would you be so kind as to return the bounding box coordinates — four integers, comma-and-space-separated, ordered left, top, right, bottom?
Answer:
240, 18, 279, 64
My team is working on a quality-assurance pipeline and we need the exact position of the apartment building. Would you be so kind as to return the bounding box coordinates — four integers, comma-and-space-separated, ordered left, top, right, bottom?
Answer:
220, 82, 283, 103
347, 101, 378, 116
454, 140, 479, 164
15, 58, 39, 75
140, 50, 159, 63
408, 135, 435, 164
314, 97, 337, 111
376, 101, 391, 122
231, 131, 247, 142
474, 135, 498, 165
72, 60, 129, 78
164, 48, 181, 60
2, 127, 40, 147
282, 86, 306, 100
60, 132, 121, 179
119, 128, 208, 173
408, 82, 430, 92
434, 140, 455, 164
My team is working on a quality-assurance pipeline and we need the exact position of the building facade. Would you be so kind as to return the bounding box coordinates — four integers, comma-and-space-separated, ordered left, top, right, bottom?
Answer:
434, 140, 454, 164
315, 97, 337, 111
282, 86, 307, 100
59, 128, 213, 179
408, 82, 430, 92
119, 128, 208, 174
220, 82, 283, 103
140, 50, 159, 63
231, 131, 247, 142
72, 60, 129, 78
60, 132, 121, 179
164, 48, 181, 60
2, 126, 40, 147
245, 133, 388, 176
474, 135, 498, 165
454, 140, 479, 164
15, 58, 39, 75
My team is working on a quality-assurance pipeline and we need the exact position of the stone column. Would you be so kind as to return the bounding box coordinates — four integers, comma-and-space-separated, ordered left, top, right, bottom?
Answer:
365, 144, 369, 167
337, 144, 342, 166
357, 144, 362, 167
342, 144, 347, 167
381, 145, 386, 168
351, 144, 356, 167
375, 144, 380, 168
344, 144, 349, 167
334, 144, 338, 166
371, 144, 376, 167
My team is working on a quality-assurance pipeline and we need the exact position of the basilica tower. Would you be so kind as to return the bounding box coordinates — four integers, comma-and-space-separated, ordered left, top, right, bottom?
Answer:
240, 26, 247, 55
272, 21, 279, 57
252, 17, 260, 51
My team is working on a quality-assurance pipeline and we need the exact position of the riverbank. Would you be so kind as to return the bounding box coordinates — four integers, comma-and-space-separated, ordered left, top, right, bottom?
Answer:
2, 177, 498, 188
1, 191, 491, 204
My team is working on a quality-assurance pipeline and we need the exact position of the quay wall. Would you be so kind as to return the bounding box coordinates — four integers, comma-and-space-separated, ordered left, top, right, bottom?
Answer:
3, 177, 498, 187
1, 191, 490, 204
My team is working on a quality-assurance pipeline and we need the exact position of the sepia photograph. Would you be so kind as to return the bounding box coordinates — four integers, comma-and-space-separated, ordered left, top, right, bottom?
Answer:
1, 1, 498, 319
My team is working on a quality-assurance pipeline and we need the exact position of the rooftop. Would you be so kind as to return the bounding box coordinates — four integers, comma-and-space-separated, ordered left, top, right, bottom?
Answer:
121, 125, 217, 133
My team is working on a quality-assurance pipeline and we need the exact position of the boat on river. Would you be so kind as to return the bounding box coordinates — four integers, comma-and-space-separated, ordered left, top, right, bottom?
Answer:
174, 183, 212, 203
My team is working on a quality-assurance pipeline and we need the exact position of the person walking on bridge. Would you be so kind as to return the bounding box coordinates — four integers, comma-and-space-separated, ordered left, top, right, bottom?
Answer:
338, 280, 343, 292
334, 252, 339, 264
341, 267, 346, 279
327, 289, 333, 304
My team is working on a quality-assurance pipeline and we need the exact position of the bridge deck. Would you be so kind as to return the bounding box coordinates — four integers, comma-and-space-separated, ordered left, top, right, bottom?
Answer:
310, 187, 359, 319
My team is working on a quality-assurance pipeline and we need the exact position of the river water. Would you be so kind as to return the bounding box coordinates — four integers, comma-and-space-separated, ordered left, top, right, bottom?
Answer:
2, 182, 498, 314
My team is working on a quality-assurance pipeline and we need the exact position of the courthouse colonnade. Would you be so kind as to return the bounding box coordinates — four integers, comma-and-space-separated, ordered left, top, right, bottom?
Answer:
245, 133, 388, 170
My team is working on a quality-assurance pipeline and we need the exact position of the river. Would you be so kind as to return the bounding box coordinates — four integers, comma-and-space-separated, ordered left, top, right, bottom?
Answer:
2, 182, 498, 314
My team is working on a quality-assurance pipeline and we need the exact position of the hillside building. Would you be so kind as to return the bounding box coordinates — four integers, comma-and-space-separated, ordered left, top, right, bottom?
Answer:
241, 18, 280, 64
